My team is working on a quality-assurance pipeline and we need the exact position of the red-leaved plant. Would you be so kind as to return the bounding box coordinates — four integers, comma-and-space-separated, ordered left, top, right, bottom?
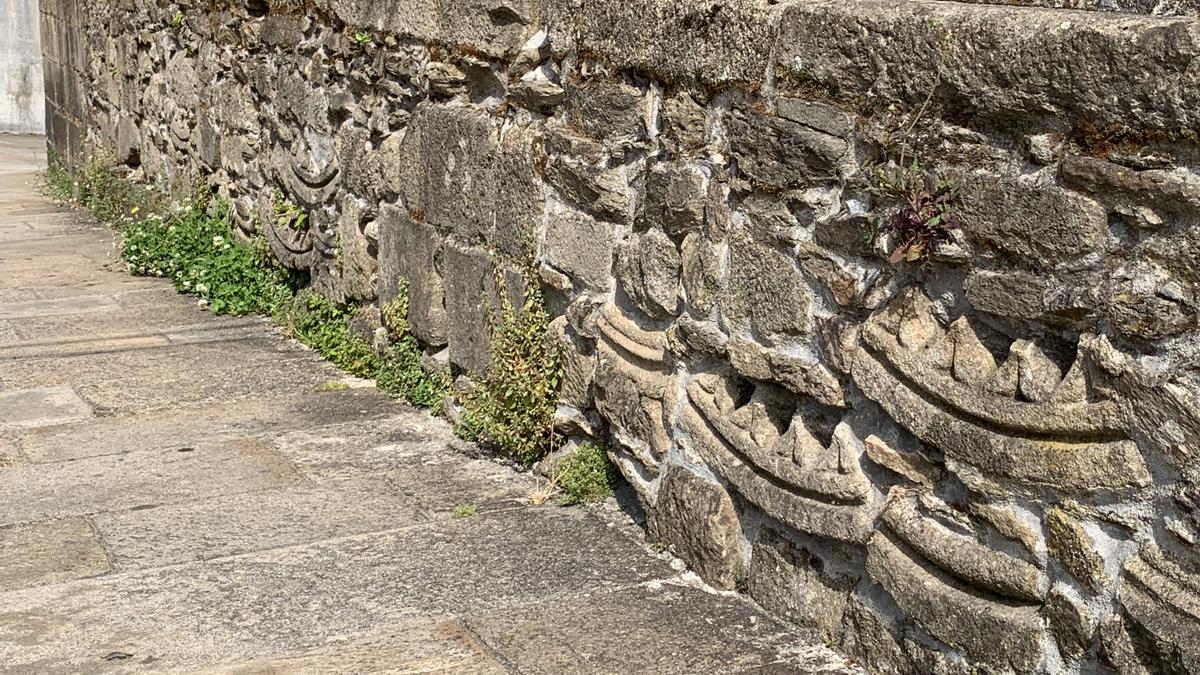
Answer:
872, 161, 961, 266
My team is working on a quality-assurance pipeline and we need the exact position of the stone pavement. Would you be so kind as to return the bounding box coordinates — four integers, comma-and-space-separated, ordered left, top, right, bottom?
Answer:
0, 134, 860, 674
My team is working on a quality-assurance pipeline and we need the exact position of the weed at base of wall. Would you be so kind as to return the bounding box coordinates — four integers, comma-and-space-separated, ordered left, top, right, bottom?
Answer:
555, 442, 620, 506
457, 259, 563, 466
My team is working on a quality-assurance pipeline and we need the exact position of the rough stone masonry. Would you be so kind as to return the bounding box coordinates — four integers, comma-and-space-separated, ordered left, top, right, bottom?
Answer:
39, 0, 1200, 672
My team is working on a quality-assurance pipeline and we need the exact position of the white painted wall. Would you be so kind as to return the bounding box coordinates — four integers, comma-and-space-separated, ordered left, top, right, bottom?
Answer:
0, 0, 44, 134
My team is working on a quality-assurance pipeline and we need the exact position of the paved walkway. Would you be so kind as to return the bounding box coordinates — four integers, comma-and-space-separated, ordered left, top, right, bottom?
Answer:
0, 134, 858, 674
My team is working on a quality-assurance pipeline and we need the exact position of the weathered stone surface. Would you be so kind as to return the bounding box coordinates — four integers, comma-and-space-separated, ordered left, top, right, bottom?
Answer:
543, 205, 616, 292
955, 170, 1109, 268
1114, 547, 1200, 671
555, 0, 778, 86
639, 162, 707, 237
378, 205, 449, 346
748, 528, 855, 646
683, 375, 875, 543
726, 108, 847, 191
1046, 585, 1095, 659
727, 339, 846, 407
863, 435, 940, 488
0, 387, 92, 430
775, 0, 1200, 132
0, 518, 110, 592
320, 0, 541, 58
395, 104, 498, 241
593, 307, 676, 464
466, 582, 859, 674
544, 157, 631, 223
616, 229, 681, 319
881, 489, 1045, 603
1045, 506, 1108, 591
866, 533, 1044, 672
1062, 155, 1200, 220
563, 79, 646, 143
649, 465, 742, 589
442, 244, 497, 373
724, 230, 814, 338
680, 232, 725, 314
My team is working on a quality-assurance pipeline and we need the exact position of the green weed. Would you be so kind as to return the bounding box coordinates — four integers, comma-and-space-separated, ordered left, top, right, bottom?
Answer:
277, 291, 382, 377
458, 258, 562, 465
273, 192, 309, 231
555, 442, 620, 505
317, 380, 351, 392
121, 198, 301, 316
451, 503, 478, 519
352, 30, 374, 47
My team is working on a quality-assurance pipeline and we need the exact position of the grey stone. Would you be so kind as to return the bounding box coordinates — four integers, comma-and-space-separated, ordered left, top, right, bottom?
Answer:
466, 582, 860, 674
0, 438, 301, 527
1114, 547, 1200, 672
866, 533, 1044, 672
1046, 586, 1095, 659
748, 528, 855, 646
0, 387, 92, 430
1045, 506, 1107, 591
638, 162, 706, 237
775, 1, 1200, 132
563, 79, 646, 143
545, 157, 631, 223
554, 0, 777, 86
551, 316, 597, 409
880, 488, 1045, 603
660, 93, 708, 155
616, 229, 681, 319
508, 64, 565, 111
955, 170, 1109, 268
321, 0, 541, 59
726, 107, 847, 191
776, 97, 855, 137
395, 104, 499, 241
680, 232, 725, 314
727, 339, 845, 407
543, 206, 616, 292
1063, 155, 1200, 221
378, 205, 449, 346
666, 316, 728, 358
494, 124, 546, 258
0, 518, 110, 592
649, 465, 742, 590
442, 243, 497, 374
724, 230, 814, 338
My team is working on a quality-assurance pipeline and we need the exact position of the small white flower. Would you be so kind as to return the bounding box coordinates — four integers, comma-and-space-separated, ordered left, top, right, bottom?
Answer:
212, 235, 225, 246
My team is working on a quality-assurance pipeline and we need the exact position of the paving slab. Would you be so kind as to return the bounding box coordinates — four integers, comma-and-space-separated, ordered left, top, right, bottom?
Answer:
194, 617, 508, 674
0, 509, 672, 673
466, 581, 861, 674
0, 437, 302, 526
0, 386, 93, 430
13, 387, 409, 464
0, 518, 111, 591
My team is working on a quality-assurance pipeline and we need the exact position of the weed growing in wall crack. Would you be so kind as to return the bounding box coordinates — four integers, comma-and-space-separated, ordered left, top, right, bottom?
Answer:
869, 160, 960, 267
379, 283, 452, 408
458, 259, 563, 465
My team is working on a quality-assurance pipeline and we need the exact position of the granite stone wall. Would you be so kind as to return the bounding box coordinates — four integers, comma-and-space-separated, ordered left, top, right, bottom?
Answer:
41, 1, 1200, 672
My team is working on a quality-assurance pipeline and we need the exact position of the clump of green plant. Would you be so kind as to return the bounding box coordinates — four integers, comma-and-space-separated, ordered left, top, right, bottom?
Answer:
121, 197, 301, 316
317, 380, 350, 392
869, 160, 960, 266
277, 291, 382, 377
168, 11, 184, 31
40, 158, 74, 203
273, 192, 309, 231
41, 157, 164, 226
458, 260, 562, 465
451, 503, 478, 519
376, 284, 452, 408
555, 442, 620, 506
352, 30, 375, 48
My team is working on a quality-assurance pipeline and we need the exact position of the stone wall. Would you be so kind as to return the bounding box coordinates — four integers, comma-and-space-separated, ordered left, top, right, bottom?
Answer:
1, 0, 45, 134
42, 1, 1200, 672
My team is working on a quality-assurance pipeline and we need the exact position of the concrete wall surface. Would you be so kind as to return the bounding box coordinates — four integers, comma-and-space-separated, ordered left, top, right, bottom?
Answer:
1, 0, 44, 134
